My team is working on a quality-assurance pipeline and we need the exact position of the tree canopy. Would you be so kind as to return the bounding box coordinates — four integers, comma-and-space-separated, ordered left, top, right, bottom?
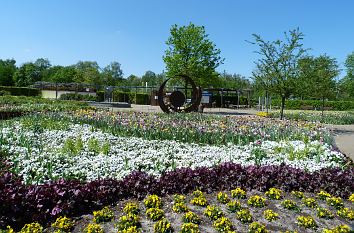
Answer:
251, 28, 307, 119
163, 23, 224, 88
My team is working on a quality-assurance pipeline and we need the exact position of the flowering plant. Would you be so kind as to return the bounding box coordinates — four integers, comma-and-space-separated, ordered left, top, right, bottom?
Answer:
93, 206, 114, 223
247, 195, 266, 207
297, 215, 317, 229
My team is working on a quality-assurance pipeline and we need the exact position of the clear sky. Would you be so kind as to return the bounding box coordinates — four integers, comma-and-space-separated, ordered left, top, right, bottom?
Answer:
1, 0, 353, 79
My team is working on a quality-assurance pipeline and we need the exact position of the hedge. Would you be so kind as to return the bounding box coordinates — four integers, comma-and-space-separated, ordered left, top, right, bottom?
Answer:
210, 95, 250, 107
59, 93, 96, 101
112, 90, 150, 105
271, 99, 354, 111
0, 86, 40, 96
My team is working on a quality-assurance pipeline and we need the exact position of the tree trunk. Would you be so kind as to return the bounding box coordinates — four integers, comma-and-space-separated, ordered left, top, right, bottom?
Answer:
280, 96, 286, 120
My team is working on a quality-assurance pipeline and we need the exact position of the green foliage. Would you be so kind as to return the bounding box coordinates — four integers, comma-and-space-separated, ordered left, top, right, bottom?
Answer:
296, 55, 339, 102
0, 59, 16, 86
231, 187, 247, 199
163, 23, 224, 87
322, 225, 352, 233
247, 195, 266, 207
172, 202, 188, 213
112, 90, 150, 104
182, 211, 201, 224
59, 93, 96, 101
19, 222, 43, 233
227, 200, 242, 213
302, 198, 317, 208
326, 197, 344, 209
153, 218, 173, 233
51, 216, 74, 232
93, 206, 114, 223
216, 192, 230, 204
265, 188, 283, 200
0, 86, 40, 96
296, 215, 317, 229
144, 194, 162, 209
146, 208, 164, 221
316, 207, 334, 219
236, 209, 253, 223
179, 223, 200, 233
213, 217, 234, 232
281, 199, 299, 211
271, 99, 354, 111
249, 222, 268, 233
336, 208, 354, 220
116, 213, 141, 231
263, 209, 279, 221
123, 202, 140, 215
83, 223, 104, 233
204, 205, 223, 220
251, 28, 307, 119
291, 191, 304, 199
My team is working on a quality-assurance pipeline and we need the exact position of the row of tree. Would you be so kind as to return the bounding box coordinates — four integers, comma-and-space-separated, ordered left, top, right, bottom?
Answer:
0, 58, 251, 89
0, 23, 353, 112
0, 59, 124, 87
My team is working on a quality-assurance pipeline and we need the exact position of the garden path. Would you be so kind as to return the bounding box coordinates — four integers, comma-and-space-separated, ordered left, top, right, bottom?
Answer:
330, 124, 354, 161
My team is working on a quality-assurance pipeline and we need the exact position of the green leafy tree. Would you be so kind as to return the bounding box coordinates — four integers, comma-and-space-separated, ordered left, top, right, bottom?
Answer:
102, 62, 124, 86
297, 56, 339, 105
0, 59, 17, 86
250, 28, 307, 119
14, 62, 40, 86
142, 70, 163, 87
74, 61, 101, 85
163, 23, 224, 87
51, 66, 82, 83
219, 72, 251, 89
124, 74, 141, 86
340, 52, 354, 99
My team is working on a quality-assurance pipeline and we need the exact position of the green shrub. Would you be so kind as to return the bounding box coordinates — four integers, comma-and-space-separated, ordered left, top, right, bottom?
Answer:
272, 99, 354, 111
0, 86, 40, 96
59, 93, 96, 101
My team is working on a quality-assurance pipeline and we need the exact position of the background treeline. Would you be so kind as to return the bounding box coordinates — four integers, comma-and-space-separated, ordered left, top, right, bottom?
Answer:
0, 58, 252, 89
0, 51, 353, 102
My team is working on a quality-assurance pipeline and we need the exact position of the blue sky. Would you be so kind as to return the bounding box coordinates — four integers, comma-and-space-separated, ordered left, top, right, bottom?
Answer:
1, 0, 353, 79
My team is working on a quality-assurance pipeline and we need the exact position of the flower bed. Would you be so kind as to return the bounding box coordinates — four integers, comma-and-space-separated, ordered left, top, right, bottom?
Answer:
61, 110, 333, 146
0, 119, 347, 184
0, 108, 353, 230
2, 188, 353, 232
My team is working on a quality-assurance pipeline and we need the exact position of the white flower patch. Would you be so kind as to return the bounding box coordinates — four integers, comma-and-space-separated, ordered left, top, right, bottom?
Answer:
0, 122, 347, 184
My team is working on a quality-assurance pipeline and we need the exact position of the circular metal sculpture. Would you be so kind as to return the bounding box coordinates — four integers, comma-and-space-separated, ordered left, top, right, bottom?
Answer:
158, 74, 202, 113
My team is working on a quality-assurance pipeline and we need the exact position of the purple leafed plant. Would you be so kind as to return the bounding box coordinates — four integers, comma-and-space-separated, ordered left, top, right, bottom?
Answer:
0, 163, 353, 230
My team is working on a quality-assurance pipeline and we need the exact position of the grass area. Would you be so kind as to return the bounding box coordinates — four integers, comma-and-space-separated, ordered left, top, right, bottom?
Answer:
268, 110, 354, 125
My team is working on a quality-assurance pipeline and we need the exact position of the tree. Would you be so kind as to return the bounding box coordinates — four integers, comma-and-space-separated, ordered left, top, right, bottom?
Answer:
51, 66, 82, 83
124, 74, 141, 86
250, 28, 307, 119
142, 71, 161, 86
340, 52, 354, 99
0, 59, 17, 86
219, 72, 251, 89
102, 62, 124, 86
163, 23, 224, 87
298, 55, 338, 115
13, 62, 41, 86
74, 61, 101, 85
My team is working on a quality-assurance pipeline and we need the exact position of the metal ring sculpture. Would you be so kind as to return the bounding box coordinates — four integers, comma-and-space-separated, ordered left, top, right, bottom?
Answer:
158, 74, 202, 113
